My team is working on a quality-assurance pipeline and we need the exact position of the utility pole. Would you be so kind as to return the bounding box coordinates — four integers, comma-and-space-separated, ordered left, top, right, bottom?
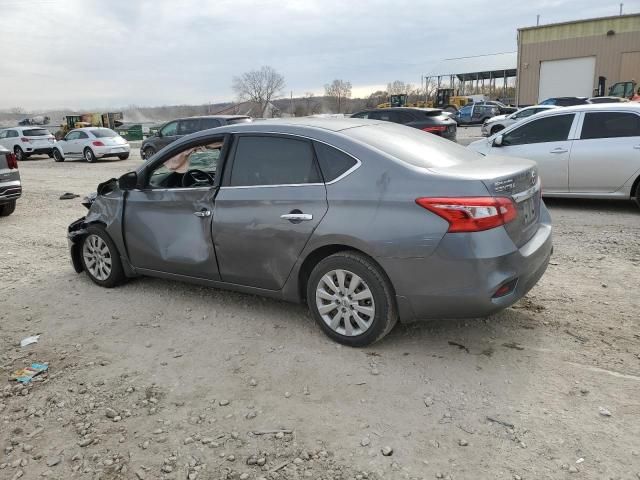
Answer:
620, 3, 623, 15
536, 14, 540, 26
290, 91, 293, 116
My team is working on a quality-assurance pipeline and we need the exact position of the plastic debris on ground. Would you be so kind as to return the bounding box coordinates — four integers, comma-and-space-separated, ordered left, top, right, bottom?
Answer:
20, 335, 40, 347
11, 363, 49, 384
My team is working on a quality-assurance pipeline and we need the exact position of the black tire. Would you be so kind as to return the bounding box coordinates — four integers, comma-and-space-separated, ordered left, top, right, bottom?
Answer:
118, 153, 130, 160
47, 152, 54, 158
306, 251, 398, 347
490, 125, 505, 135
53, 148, 64, 162
80, 225, 126, 288
634, 179, 640, 209
84, 148, 97, 163
0, 201, 16, 217
14, 146, 25, 161
143, 147, 155, 160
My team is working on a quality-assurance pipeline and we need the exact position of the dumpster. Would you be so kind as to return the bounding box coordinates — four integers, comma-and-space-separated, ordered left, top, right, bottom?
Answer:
115, 124, 143, 141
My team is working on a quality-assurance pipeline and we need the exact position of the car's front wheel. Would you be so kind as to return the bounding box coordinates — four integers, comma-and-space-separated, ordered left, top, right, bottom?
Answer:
53, 149, 64, 162
143, 147, 155, 160
0, 201, 16, 217
80, 225, 126, 288
84, 148, 97, 163
118, 153, 130, 160
307, 251, 398, 347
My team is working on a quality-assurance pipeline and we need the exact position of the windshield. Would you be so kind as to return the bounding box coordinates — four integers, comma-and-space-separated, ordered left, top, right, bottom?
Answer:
23, 128, 51, 136
90, 129, 118, 138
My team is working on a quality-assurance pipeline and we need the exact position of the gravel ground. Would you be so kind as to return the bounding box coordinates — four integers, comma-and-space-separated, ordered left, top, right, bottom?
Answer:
1, 146, 639, 480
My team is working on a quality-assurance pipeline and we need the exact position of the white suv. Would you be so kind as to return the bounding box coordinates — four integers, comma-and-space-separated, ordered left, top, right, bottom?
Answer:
53, 127, 130, 163
0, 126, 56, 160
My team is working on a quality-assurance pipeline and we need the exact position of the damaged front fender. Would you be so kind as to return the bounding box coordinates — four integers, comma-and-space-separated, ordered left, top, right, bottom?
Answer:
68, 217, 88, 273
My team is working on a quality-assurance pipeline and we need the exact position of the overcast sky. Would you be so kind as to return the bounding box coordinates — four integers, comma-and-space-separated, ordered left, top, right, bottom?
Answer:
1, 0, 637, 110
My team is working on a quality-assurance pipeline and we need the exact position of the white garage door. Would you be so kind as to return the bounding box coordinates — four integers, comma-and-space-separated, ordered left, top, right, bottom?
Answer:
538, 57, 596, 102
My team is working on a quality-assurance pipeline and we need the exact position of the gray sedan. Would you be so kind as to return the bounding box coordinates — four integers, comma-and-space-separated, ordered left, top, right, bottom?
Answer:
68, 118, 552, 346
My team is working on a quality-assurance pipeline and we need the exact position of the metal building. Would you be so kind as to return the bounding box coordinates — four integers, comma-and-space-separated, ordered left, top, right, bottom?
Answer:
516, 13, 640, 105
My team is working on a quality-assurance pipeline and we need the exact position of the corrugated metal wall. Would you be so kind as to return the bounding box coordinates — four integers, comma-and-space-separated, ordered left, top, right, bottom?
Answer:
517, 15, 640, 105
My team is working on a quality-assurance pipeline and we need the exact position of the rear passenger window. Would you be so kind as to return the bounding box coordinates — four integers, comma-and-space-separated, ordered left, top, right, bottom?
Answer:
178, 119, 200, 135
314, 142, 358, 182
230, 136, 321, 186
581, 112, 640, 139
200, 118, 221, 129
389, 112, 414, 124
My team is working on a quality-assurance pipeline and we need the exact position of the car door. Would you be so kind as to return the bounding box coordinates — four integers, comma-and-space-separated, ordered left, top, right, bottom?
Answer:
569, 111, 640, 193
62, 131, 81, 155
123, 136, 227, 279
495, 113, 577, 193
157, 121, 179, 149
213, 134, 328, 290
75, 131, 90, 154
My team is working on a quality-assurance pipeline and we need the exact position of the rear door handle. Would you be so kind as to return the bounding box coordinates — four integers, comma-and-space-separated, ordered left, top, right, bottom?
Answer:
193, 209, 211, 217
280, 213, 313, 221
550, 147, 568, 154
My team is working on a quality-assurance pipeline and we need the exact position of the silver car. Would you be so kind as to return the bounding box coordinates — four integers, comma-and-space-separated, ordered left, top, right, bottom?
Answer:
481, 105, 558, 136
0, 145, 21, 217
469, 103, 640, 204
68, 119, 552, 346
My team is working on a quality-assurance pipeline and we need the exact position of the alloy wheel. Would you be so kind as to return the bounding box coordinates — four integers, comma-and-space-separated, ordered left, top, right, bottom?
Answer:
315, 269, 375, 336
82, 234, 112, 281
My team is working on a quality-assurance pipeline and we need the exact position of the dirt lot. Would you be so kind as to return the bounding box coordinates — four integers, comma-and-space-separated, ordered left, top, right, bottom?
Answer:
1, 145, 639, 480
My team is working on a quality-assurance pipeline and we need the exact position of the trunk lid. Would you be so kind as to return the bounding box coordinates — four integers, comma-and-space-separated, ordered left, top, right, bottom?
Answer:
429, 154, 541, 247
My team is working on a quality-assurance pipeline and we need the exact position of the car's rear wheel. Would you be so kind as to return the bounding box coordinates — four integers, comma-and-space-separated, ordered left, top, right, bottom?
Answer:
53, 149, 64, 162
84, 148, 97, 163
14, 146, 25, 161
634, 179, 640, 209
118, 153, 130, 160
0, 201, 16, 217
491, 125, 504, 135
80, 225, 126, 288
143, 147, 155, 160
306, 251, 397, 347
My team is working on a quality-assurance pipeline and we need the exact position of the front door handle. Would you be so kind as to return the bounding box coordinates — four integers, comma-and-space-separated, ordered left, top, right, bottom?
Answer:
550, 147, 568, 154
193, 209, 211, 217
280, 213, 313, 221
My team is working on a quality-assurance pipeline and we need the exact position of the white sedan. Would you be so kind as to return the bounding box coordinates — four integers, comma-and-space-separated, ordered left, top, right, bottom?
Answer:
468, 103, 640, 204
53, 128, 130, 163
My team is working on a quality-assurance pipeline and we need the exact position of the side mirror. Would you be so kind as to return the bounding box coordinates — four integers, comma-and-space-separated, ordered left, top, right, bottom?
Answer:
118, 171, 138, 190
493, 134, 503, 147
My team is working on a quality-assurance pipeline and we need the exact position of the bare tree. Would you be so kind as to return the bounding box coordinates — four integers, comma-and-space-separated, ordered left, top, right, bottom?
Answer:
386, 80, 409, 95
232, 66, 285, 118
367, 90, 388, 108
302, 92, 319, 116
10, 107, 25, 115
324, 79, 352, 113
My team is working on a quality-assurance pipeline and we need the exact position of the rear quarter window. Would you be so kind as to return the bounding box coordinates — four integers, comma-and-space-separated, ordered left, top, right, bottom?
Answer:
313, 142, 358, 182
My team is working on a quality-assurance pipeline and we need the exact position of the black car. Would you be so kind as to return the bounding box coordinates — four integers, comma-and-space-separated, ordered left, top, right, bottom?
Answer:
351, 108, 457, 140
141, 115, 252, 159
539, 97, 589, 107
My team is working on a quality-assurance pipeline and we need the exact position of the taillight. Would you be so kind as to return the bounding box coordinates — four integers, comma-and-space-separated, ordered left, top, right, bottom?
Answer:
92, 141, 105, 146
422, 125, 447, 133
5, 153, 18, 169
415, 197, 517, 232
21, 137, 30, 142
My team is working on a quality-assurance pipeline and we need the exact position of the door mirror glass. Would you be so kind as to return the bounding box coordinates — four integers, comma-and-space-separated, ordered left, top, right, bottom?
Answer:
493, 134, 503, 147
118, 171, 138, 190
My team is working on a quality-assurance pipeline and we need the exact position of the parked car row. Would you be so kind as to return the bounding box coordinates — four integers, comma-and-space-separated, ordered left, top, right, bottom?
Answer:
350, 108, 457, 140
0, 126, 131, 163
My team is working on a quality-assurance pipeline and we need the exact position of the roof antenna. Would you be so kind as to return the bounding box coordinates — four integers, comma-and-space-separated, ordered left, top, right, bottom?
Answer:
536, 14, 540, 26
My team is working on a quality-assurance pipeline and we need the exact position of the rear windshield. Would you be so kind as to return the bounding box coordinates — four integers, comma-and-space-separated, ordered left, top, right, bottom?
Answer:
344, 122, 481, 168
423, 110, 442, 117
227, 118, 252, 125
23, 128, 50, 137
90, 129, 118, 138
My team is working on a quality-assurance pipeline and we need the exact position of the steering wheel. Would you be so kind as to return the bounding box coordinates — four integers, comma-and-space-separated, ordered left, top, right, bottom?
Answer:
182, 169, 215, 188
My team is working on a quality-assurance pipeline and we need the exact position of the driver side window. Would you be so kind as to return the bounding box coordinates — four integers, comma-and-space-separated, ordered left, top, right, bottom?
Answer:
502, 114, 574, 146
147, 140, 223, 189
160, 121, 178, 137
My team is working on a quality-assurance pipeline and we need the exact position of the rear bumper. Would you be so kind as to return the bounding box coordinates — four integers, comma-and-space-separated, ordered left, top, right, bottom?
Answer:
24, 146, 54, 154
0, 179, 22, 203
94, 144, 130, 158
378, 205, 553, 322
